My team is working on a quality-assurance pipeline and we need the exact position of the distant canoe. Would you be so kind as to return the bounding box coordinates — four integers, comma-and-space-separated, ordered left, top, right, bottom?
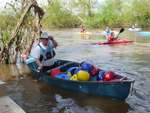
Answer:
128, 28, 141, 32
137, 31, 150, 37
29, 59, 135, 100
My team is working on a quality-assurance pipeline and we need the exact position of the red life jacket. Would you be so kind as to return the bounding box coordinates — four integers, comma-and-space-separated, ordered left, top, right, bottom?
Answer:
108, 35, 114, 41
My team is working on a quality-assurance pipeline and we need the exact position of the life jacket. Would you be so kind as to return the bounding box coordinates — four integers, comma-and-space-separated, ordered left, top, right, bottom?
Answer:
38, 42, 56, 62
108, 35, 114, 41
80, 28, 85, 32
25, 42, 55, 64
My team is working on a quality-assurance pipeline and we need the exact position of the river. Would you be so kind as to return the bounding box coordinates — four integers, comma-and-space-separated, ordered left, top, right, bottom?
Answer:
0, 28, 150, 113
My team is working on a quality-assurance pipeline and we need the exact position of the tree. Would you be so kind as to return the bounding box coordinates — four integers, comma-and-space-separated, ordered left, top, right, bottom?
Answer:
0, 0, 44, 64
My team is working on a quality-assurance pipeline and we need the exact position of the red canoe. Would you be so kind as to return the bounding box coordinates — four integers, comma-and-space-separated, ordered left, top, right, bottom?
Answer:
96, 39, 133, 45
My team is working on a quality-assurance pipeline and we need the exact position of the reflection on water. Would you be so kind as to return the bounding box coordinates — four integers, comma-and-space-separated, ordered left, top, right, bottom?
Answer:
0, 28, 150, 113
42, 85, 129, 113
0, 78, 129, 113
0, 64, 30, 81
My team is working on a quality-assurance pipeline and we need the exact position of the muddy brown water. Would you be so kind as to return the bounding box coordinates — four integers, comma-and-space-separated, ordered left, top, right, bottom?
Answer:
0, 29, 150, 113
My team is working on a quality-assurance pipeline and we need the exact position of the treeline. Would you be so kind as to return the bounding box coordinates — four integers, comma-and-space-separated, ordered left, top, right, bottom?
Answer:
0, 0, 150, 31
42, 0, 150, 28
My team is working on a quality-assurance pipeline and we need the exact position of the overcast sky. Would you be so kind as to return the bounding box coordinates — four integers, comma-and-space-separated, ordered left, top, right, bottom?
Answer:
0, 0, 48, 10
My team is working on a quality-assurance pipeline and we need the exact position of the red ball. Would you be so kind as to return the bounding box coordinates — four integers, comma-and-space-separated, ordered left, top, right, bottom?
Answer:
50, 68, 61, 78
104, 71, 115, 81
90, 66, 100, 76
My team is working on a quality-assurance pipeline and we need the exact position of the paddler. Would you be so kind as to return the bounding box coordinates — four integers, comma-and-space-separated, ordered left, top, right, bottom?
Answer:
106, 31, 117, 42
80, 25, 86, 33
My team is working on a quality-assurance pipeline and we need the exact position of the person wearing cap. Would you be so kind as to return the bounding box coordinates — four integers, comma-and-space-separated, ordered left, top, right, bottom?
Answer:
106, 31, 117, 42
104, 26, 112, 36
25, 32, 56, 73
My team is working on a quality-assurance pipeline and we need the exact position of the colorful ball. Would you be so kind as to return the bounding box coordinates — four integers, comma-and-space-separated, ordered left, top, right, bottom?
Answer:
50, 68, 61, 78
97, 70, 105, 81
90, 66, 100, 76
74, 68, 80, 74
80, 62, 93, 72
70, 74, 78, 81
67, 67, 79, 76
104, 71, 115, 81
55, 73, 70, 80
77, 70, 90, 81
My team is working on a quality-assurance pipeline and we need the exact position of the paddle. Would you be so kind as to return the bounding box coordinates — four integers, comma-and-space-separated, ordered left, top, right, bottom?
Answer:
115, 28, 125, 39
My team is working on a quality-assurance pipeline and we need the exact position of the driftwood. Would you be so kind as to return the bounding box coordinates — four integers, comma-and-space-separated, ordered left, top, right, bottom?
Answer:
0, 0, 44, 64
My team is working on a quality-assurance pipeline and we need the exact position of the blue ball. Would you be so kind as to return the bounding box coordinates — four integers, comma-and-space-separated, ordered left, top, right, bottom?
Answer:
81, 62, 93, 72
74, 68, 80, 74
55, 73, 70, 80
97, 70, 105, 81
67, 67, 79, 76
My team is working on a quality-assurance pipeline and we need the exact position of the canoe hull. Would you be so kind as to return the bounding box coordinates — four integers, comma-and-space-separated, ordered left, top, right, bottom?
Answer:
41, 74, 133, 100
31, 59, 134, 100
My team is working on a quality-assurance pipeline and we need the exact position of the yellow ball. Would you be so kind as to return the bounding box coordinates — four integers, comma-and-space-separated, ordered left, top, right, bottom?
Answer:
67, 72, 72, 77
70, 74, 78, 81
77, 70, 90, 81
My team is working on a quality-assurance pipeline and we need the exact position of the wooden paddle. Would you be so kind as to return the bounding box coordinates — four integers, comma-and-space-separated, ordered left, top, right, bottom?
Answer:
115, 28, 125, 39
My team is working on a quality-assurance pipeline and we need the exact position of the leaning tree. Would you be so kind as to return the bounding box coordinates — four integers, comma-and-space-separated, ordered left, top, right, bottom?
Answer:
0, 0, 44, 64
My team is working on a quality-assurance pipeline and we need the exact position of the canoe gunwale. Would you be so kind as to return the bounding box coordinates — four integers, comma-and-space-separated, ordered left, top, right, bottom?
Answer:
40, 72, 135, 84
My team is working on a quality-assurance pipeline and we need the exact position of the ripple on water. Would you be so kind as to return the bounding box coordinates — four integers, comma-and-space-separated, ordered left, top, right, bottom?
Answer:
0, 29, 150, 113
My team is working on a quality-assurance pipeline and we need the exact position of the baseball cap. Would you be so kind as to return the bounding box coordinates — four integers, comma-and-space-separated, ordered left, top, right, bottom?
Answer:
40, 32, 48, 39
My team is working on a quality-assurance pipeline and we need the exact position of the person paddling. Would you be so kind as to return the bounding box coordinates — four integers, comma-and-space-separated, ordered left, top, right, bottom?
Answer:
106, 31, 116, 42
80, 25, 86, 33
104, 26, 112, 36
105, 28, 124, 42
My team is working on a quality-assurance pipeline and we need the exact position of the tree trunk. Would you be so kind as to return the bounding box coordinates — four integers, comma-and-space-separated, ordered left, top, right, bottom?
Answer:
0, 0, 44, 64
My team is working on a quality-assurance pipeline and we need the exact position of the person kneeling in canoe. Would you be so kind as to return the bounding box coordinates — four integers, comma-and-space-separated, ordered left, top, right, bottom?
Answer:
25, 32, 57, 74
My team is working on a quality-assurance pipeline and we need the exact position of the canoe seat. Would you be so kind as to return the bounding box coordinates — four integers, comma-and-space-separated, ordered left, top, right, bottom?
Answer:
46, 61, 80, 73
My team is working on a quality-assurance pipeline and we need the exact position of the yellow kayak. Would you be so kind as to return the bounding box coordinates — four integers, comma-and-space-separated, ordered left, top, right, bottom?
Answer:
78, 31, 92, 35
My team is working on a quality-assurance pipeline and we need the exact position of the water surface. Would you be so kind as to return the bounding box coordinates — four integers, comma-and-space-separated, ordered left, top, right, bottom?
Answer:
0, 28, 150, 113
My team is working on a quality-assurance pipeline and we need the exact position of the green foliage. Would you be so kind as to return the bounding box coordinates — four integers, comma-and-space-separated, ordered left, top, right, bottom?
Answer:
42, 0, 81, 28
97, 0, 124, 27
83, 0, 150, 28
0, 1, 36, 48
32, 0, 150, 28
1, 31, 10, 45
84, 14, 101, 28
0, 0, 150, 30
131, 0, 150, 27
71, 0, 97, 17
0, 13, 16, 30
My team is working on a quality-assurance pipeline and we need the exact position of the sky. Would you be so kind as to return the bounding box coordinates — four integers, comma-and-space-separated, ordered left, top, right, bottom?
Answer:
0, 0, 48, 10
